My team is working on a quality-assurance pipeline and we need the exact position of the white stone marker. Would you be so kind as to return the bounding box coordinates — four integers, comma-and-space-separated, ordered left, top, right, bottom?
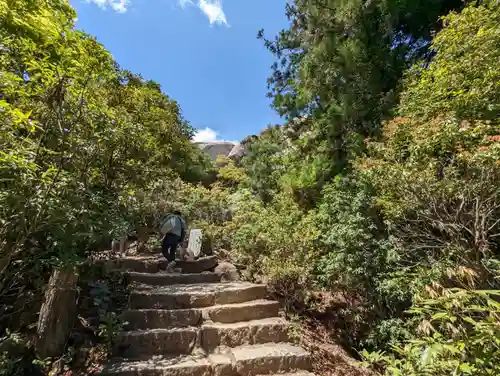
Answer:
187, 229, 203, 258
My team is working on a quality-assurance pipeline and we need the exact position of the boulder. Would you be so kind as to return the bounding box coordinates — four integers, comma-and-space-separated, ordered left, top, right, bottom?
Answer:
195, 142, 235, 161
179, 247, 195, 261
215, 262, 239, 282
227, 143, 246, 160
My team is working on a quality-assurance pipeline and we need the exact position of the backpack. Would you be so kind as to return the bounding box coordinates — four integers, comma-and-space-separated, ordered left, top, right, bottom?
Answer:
178, 216, 186, 242
160, 214, 186, 241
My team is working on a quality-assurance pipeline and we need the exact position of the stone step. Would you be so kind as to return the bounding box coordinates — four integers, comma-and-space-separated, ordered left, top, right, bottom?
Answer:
107, 255, 218, 274
116, 317, 288, 357
100, 343, 311, 376
100, 354, 215, 376
201, 317, 289, 351
129, 282, 267, 310
257, 373, 315, 376
175, 256, 218, 274
123, 308, 202, 330
115, 328, 197, 357
123, 299, 280, 330
204, 300, 280, 324
126, 271, 221, 286
106, 255, 166, 274
230, 343, 311, 376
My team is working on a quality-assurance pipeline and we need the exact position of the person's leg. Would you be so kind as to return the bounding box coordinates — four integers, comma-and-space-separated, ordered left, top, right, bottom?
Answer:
162, 234, 179, 263
168, 235, 180, 263
161, 235, 170, 260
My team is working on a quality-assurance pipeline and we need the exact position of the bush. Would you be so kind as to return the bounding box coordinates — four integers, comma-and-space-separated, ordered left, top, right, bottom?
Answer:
362, 288, 500, 376
315, 175, 391, 295
229, 189, 320, 305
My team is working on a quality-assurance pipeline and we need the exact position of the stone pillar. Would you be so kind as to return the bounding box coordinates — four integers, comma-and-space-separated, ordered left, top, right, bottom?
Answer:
35, 266, 78, 359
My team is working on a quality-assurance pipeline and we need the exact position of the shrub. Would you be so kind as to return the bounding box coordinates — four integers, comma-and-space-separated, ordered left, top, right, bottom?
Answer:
362, 288, 500, 376
229, 189, 320, 304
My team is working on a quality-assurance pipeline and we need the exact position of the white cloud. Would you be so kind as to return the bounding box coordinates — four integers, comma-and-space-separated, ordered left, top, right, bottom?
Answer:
198, 0, 228, 26
178, 0, 229, 26
193, 127, 236, 143
86, 0, 228, 24
193, 127, 217, 142
87, 0, 129, 13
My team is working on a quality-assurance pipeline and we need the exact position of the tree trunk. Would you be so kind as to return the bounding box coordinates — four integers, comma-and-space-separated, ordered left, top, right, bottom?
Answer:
35, 266, 78, 359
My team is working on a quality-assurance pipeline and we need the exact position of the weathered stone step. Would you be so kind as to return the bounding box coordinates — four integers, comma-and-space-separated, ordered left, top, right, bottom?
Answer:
100, 354, 215, 376
123, 299, 280, 330
115, 328, 197, 357
100, 343, 311, 376
107, 255, 218, 274
123, 308, 202, 330
130, 282, 267, 309
230, 343, 311, 376
117, 317, 288, 357
201, 317, 289, 351
257, 373, 316, 376
175, 256, 218, 274
105, 255, 166, 274
126, 271, 221, 286
204, 300, 280, 324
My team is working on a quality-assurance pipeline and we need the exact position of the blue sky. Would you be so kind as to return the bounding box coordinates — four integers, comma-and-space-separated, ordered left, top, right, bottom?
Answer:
70, 0, 289, 142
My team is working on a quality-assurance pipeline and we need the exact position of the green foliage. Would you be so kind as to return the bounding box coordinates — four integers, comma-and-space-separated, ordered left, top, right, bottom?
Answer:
0, 0, 207, 266
350, 4, 500, 366
88, 273, 129, 353
229, 188, 320, 304
98, 312, 126, 354
362, 288, 500, 376
0, 1, 213, 364
315, 176, 391, 294
0, 330, 43, 376
401, 1, 500, 121
224, 1, 500, 372
179, 182, 233, 253
1, 0, 500, 374
259, 0, 464, 193
240, 126, 287, 202
216, 156, 247, 188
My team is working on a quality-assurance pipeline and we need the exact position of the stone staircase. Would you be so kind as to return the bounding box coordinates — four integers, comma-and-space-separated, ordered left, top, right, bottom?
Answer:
100, 255, 315, 376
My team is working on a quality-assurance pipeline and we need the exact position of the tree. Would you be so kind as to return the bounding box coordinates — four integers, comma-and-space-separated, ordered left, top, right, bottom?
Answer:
258, 0, 464, 200
241, 125, 287, 202
0, 0, 211, 348
400, 0, 500, 121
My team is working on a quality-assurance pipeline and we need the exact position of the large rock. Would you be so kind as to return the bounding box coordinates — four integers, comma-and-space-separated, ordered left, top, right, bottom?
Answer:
214, 262, 239, 282
227, 143, 246, 160
195, 142, 235, 161
35, 267, 79, 358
